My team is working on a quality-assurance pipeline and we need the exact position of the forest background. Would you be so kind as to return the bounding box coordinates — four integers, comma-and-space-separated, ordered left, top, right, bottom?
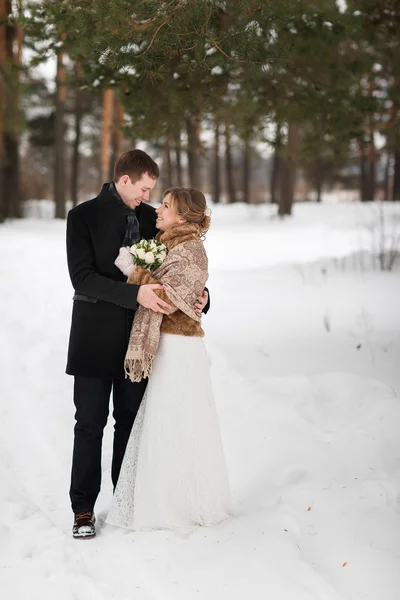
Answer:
0, 0, 399, 222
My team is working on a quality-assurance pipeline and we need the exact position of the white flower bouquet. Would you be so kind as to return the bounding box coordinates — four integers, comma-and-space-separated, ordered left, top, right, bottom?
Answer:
129, 238, 168, 272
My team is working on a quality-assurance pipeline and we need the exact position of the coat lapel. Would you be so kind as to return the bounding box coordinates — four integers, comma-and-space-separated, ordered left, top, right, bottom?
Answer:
95, 184, 126, 245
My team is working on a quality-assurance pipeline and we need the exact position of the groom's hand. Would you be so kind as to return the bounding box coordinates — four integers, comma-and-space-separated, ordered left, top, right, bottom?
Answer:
194, 290, 208, 315
137, 284, 173, 314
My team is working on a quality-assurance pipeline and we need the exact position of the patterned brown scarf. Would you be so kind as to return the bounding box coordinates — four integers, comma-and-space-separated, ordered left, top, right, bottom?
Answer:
124, 223, 209, 382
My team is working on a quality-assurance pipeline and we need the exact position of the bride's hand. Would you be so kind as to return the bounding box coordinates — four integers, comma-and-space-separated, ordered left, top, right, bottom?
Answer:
115, 247, 135, 276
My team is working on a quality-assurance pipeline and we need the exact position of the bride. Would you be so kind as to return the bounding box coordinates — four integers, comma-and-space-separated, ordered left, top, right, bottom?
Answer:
106, 187, 232, 532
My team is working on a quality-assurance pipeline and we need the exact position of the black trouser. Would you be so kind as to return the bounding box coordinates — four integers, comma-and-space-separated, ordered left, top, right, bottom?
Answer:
70, 375, 148, 514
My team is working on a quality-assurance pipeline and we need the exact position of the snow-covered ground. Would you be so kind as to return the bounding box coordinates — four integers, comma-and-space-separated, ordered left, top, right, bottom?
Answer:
1, 201, 400, 600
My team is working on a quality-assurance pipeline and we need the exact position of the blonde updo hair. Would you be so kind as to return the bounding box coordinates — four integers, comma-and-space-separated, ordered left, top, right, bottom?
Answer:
164, 187, 211, 237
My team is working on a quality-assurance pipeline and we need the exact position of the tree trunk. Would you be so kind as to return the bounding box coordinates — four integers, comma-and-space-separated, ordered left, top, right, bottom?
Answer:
4, 134, 19, 217
279, 159, 294, 216
175, 131, 183, 186
115, 96, 124, 158
271, 152, 284, 205
359, 140, 369, 202
270, 124, 283, 204
367, 128, 376, 201
383, 151, 391, 201
316, 182, 322, 203
54, 52, 66, 219
364, 84, 376, 202
359, 132, 376, 202
3, 0, 13, 219
164, 136, 173, 188
393, 139, 400, 201
315, 160, 323, 203
225, 123, 237, 203
2, 0, 21, 219
101, 88, 114, 184
7, 0, 22, 218
213, 118, 221, 203
278, 123, 298, 217
13, 6, 22, 218
0, 0, 5, 222
315, 176, 322, 203
242, 135, 250, 203
110, 95, 124, 180
186, 113, 201, 189
70, 64, 83, 208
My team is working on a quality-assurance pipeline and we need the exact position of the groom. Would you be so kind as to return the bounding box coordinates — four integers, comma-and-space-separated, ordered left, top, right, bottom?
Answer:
66, 149, 209, 539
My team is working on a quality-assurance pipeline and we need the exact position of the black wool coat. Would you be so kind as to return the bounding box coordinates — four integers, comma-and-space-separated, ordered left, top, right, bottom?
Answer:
66, 183, 159, 378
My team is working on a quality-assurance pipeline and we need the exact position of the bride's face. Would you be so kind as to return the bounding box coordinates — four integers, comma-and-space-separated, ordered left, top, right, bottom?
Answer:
156, 194, 185, 231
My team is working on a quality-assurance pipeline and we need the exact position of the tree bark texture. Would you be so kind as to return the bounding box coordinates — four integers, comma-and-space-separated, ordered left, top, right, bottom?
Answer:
278, 123, 298, 217
164, 136, 173, 189
101, 88, 114, 184
225, 123, 237, 203
115, 96, 124, 158
70, 64, 83, 208
383, 151, 390, 201
367, 127, 376, 202
1, 0, 22, 220
270, 151, 283, 205
54, 52, 66, 218
360, 143, 368, 202
0, 0, 7, 222
393, 142, 400, 201
110, 94, 124, 180
270, 124, 283, 204
213, 118, 221, 203
314, 159, 323, 203
186, 114, 201, 189
175, 131, 183, 186
242, 135, 250, 203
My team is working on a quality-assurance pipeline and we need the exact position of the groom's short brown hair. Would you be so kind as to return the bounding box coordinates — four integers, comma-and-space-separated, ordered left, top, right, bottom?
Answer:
114, 149, 159, 183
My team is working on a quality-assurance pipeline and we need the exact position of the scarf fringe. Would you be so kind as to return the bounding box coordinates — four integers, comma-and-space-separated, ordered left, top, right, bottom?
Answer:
124, 352, 155, 383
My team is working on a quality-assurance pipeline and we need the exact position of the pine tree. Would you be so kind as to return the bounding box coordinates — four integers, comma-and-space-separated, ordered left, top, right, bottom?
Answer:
345, 1, 400, 200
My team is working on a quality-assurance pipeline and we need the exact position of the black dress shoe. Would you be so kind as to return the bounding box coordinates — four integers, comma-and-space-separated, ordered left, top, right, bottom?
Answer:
73, 511, 96, 539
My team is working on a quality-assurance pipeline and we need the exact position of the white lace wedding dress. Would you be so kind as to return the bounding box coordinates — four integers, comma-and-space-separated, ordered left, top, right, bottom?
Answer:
106, 333, 232, 532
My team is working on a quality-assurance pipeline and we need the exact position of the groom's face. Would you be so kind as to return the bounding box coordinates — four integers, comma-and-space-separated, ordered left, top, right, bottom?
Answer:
117, 173, 157, 209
